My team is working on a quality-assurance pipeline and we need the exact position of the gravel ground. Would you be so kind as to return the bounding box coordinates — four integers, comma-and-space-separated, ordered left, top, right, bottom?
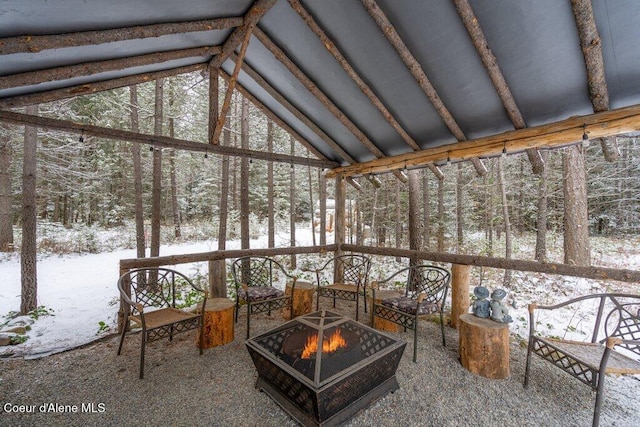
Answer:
1, 303, 639, 427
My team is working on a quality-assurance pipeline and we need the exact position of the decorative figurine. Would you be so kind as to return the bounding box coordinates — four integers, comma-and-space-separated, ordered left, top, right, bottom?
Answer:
490, 289, 513, 323
472, 286, 490, 318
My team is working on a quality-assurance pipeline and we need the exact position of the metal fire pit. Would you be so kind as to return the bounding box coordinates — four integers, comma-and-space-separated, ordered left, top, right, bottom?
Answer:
245, 310, 406, 426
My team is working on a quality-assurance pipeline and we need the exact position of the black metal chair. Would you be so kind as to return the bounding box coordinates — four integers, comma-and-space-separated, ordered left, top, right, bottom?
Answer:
524, 293, 640, 427
231, 256, 297, 339
313, 254, 371, 321
117, 267, 208, 379
370, 264, 451, 362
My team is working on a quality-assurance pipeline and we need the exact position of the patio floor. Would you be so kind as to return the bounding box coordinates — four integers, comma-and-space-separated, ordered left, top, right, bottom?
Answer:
1, 302, 639, 426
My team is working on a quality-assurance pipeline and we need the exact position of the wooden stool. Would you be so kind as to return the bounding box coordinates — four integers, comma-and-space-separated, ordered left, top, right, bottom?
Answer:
283, 281, 315, 319
459, 313, 510, 379
196, 298, 235, 349
369, 290, 403, 333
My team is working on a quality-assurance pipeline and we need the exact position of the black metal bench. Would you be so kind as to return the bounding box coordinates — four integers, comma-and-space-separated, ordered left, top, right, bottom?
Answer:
117, 267, 208, 378
524, 293, 640, 427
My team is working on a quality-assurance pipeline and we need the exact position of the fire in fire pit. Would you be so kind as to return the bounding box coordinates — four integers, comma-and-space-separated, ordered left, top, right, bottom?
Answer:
246, 310, 406, 426
301, 329, 346, 359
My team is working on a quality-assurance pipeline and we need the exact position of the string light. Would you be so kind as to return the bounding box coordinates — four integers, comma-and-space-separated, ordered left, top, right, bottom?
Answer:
446, 153, 451, 166
502, 142, 507, 158
582, 124, 589, 147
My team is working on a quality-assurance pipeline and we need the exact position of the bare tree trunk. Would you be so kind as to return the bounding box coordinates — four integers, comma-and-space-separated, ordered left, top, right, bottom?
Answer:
456, 163, 464, 251
437, 177, 445, 252
231, 96, 239, 212
422, 171, 431, 251
267, 120, 275, 248
308, 165, 316, 246
240, 96, 250, 251
535, 151, 549, 262
150, 78, 163, 258
395, 178, 402, 261
408, 170, 421, 264
289, 136, 296, 268
497, 157, 512, 285
213, 104, 231, 297
371, 187, 378, 246
168, 82, 181, 238
130, 85, 146, 258
21, 104, 38, 314
318, 170, 326, 245
0, 125, 13, 252
486, 166, 494, 256
334, 175, 345, 258
378, 180, 388, 246
355, 198, 362, 245
563, 145, 591, 266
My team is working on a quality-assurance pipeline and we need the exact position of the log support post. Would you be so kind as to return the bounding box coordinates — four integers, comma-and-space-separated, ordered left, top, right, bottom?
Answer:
334, 174, 346, 281
450, 263, 470, 329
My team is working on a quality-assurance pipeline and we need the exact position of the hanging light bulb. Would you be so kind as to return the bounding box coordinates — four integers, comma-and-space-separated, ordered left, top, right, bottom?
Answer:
582, 124, 589, 147
501, 143, 507, 159
446, 153, 451, 166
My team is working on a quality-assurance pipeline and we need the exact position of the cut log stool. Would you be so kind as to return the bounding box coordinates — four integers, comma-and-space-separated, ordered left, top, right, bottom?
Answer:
283, 281, 315, 319
196, 298, 235, 349
459, 313, 510, 379
369, 290, 403, 333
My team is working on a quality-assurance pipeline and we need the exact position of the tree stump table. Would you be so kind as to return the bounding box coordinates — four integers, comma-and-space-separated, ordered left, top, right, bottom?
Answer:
283, 281, 315, 319
458, 313, 510, 379
196, 298, 235, 349
369, 289, 403, 333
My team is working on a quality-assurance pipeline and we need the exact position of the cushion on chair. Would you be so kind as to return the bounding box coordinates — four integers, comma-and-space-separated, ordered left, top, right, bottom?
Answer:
382, 296, 440, 315
242, 287, 284, 302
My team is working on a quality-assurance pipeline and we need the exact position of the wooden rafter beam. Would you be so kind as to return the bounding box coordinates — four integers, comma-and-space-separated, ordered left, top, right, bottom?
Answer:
253, 26, 407, 183
0, 46, 221, 90
211, 28, 252, 144
229, 52, 353, 164
207, 65, 219, 147
0, 17, 243, 55
361, 0, 487, 178
209, 0, 278, 68
0, 63, 205, 109
325, 104, 640, 178
453, 0, 544, 175
219, 68, 326, 160
0, 109, 339, 169
289, 0, 443, 181
571, 0, 619, 161
226, 66, 375, 192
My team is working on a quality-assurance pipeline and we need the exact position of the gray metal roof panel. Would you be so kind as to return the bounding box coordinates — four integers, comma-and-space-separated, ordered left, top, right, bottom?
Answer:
0, 0, 250, 36
1, 0, 640, 167
298, 0, 458, 153
595, 0, 640, 109
259, 0, 403, 160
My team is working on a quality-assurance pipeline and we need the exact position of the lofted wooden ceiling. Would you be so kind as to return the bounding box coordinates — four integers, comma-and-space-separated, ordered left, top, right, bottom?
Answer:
2, 0, 640, 179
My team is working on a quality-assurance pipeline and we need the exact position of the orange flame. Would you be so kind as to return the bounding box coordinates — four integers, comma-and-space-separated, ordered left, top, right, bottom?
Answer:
301, 329, 347, 359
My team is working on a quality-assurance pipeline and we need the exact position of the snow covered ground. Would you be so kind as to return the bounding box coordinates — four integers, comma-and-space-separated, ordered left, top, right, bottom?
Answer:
0, 229, 323, 358
1, 229, 639, 360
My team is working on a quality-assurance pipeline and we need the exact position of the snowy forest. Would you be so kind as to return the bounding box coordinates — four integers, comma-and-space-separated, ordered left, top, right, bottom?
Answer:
1, 72, 639, 262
